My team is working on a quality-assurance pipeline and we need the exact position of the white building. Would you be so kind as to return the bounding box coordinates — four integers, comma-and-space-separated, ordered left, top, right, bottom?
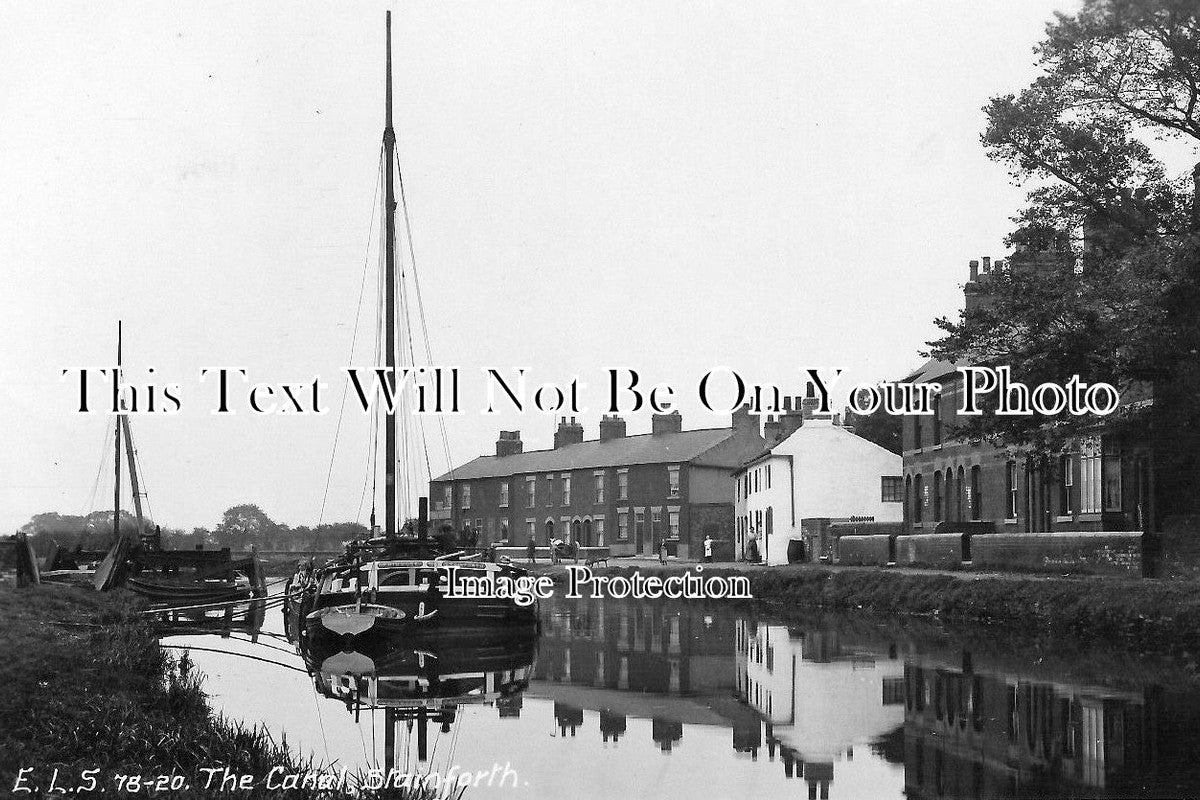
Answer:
733, 404, 903, 565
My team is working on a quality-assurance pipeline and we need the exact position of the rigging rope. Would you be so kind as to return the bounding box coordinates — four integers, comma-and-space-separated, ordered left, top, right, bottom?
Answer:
319, 145, 385, 526
394, 145, 455, 480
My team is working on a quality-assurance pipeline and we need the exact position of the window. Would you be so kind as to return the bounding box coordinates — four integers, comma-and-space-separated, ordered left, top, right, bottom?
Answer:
442, 484, 452, 511
634, 510, 645, 540
883, 677, 906, 706
1006, 461, 1018, 519
956, 466, 965, 522
669, 510, 680, 540
475, 517, 482, 533
933, 471, 943, 522
882, 476, 903, 502
526, 476, 536, 508
1080, 438, 1101, 513
562, 474, 571, 505
618, 513, 629, 541
1102, 451, 1122, 512
594, 518, 605, 545
904, 476, 912, 522
668, 466, 680, 498
461, 484, 471, 509
970, 466, 981, 520
652, 509, 662, 540
913, 474, 924, 523
766, 464, 771, 489
1059, 454, 1074, 516
546, 475, 553, 506
525, 520, 535, 541
486, 517, 495, 540
594, 472, 605, 504
618, 470, 628, 500
499, 481, 509, 508
933, 393, 942, 445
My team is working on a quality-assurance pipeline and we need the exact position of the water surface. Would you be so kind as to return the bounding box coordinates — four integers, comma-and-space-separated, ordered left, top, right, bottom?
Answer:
160, 593, 1200, 799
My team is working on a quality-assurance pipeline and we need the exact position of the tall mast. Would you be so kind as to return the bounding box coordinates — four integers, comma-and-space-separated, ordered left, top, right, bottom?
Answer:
114, 320, 122, 541
383, 11, 399, 536
121, 415, 145, 541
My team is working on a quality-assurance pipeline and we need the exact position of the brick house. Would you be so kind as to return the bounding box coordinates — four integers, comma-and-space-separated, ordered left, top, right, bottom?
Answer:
901, 256, 1156, 537
429, 410, 765, 559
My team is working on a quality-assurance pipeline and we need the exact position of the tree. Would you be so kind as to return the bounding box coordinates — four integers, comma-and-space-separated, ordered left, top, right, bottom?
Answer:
928, 0, 1200, 453
845, 405, 902, 455
213, 504, 281, 550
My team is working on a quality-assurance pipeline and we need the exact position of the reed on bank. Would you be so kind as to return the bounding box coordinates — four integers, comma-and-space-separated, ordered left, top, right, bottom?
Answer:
0, 585, 456, 799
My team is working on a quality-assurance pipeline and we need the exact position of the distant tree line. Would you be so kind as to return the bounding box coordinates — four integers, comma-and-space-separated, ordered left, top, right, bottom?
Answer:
17, 503, 373, 555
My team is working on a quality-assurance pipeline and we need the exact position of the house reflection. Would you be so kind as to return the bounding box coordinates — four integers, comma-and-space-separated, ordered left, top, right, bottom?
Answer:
531, 597, 1200, 798
533, 597, 906, 787
903, 648, 1164, 798
737, 620, 906, 798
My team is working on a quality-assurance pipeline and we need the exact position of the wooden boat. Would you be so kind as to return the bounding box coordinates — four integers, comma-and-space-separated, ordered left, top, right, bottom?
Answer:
47, 322, 267, 605
285, 12, 538, 644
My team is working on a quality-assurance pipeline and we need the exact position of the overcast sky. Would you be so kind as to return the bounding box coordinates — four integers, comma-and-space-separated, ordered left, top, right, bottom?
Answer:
1, 1, 1083, 532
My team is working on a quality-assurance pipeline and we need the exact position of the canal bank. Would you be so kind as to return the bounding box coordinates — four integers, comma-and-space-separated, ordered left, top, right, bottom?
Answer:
527, 559, 1200, 657
0, 585, 438, 799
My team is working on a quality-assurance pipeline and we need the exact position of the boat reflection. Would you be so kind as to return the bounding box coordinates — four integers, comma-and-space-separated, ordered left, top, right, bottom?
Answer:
295, 620, 538, 769
148, 596, 267, 637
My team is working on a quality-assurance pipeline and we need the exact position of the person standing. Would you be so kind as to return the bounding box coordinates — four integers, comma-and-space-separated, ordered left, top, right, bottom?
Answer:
658, 537, 667, 564
703, 535, 714, 564
527, 537, 537, 564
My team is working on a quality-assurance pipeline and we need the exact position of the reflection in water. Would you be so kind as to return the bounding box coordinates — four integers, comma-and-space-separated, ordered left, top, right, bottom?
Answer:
297, 619, 539, 776
158, 593, 1200, 799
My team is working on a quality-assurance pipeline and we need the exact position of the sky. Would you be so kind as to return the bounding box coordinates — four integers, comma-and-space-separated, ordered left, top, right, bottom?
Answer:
0, 1, 1083, 532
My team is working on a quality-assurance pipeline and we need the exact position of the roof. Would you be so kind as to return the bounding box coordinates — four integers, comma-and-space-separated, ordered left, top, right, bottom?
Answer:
432, 427, 748, 482
735, 419, 901, 473
901, 357, 966, 384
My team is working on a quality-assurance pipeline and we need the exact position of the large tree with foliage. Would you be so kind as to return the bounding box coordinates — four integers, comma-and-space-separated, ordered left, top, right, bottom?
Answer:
928, 0, 1200, 453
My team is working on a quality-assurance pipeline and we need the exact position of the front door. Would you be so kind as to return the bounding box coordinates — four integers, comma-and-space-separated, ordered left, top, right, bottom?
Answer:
644, 512, 658, 556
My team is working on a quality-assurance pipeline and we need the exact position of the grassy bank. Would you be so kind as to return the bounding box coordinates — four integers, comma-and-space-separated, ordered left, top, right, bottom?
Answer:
0, 586, 444, 799
591, 564, 1200, 657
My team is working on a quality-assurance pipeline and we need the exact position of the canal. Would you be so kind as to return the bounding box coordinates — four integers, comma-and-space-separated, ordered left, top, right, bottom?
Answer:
160, 594, 1200, 799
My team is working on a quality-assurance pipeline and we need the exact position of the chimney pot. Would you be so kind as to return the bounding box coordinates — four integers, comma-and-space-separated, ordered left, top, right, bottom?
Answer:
969, 259, 980, 281
982, 256, 991, 272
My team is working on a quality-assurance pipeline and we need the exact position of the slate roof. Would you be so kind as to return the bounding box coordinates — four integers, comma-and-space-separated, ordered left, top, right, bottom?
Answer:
901, 357, 966, 384
432, 427, 745, 482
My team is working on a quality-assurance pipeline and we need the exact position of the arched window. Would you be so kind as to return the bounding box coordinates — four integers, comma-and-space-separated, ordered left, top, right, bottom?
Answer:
970, 466, 982, 520
913, 474, 924, 524
933, 471, 943, 522
584, 519, 593, 546
956, 466, 965, 522
545, 519, 555, 542
905, 476, 912, 527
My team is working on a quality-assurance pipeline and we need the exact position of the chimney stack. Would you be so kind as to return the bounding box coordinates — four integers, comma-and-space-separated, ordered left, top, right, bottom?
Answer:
764, 415, 783, 442
651, 410, 683, 435
495, 430, 523, 457
554, 416, 585, 449
770, 394, 802, 438
599, 414, 627, 441
731, 404, 757, 434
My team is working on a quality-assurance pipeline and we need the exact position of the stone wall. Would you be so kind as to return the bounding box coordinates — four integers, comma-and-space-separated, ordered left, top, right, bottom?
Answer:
894, 533, 967, 567
835, 534, 893, 566
971, 532, 1143, 577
